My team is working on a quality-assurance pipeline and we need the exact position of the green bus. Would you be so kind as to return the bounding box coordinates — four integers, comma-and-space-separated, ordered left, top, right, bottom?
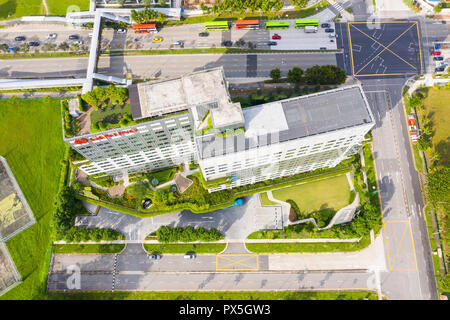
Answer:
294, 19, 319, 28
205, 21, 230, 31
265, 21, 290, 30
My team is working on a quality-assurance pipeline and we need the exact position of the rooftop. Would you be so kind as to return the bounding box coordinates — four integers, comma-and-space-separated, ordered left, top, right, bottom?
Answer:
196, 85, 374, 160
130, 67, 244, 128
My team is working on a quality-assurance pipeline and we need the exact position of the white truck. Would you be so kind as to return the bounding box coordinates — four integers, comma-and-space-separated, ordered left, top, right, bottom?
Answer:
304, 26, 318, 33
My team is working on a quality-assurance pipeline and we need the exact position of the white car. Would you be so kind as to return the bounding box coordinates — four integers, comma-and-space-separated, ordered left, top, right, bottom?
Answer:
116, 28, 127, 34
172, 40, 184, 46
47, 33, 57, 39
73, 40, 84, 45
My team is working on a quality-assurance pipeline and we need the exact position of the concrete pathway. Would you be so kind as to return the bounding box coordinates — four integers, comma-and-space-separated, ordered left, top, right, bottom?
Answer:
76, 194, 281, 241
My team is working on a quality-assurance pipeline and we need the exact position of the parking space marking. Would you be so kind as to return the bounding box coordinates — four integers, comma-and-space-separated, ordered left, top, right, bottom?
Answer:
216, 254, 259, 271
350, 23, 417, 75
383, 220, 417, 271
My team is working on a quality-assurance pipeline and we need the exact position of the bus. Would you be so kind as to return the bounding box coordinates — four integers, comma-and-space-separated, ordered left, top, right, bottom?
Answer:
235, 20, 260, 30
132, 24, 157, 33
205, 21, 230, 31
265, 21, 290, 30
294, 19, 319, 29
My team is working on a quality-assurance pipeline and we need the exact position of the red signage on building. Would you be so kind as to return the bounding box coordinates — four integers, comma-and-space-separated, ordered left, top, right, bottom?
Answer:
74, 128, 138, 145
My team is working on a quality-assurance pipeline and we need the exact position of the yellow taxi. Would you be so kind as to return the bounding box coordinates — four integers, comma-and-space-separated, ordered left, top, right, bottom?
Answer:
152, 37, 163, 43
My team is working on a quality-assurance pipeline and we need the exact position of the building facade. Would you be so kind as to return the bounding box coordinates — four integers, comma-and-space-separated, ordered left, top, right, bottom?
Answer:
65, 68, 375, 192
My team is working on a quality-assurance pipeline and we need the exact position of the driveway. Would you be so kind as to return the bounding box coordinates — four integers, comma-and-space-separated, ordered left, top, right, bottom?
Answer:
76, 195, 284, 241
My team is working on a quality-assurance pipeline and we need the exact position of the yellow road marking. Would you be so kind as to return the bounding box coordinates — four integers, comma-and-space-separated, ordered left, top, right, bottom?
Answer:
350, 23, 417, 74
415, 21, 424, 74
347, 23, 356, 76
383, 221, 417, 271
216, 254, 258, 271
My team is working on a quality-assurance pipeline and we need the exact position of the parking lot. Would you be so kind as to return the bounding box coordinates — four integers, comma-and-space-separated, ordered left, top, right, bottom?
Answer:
348, 21, 423, 77
268, 23, 338, 51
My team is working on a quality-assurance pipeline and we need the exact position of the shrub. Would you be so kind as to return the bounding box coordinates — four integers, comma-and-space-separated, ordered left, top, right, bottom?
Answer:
156, 226, 223, 243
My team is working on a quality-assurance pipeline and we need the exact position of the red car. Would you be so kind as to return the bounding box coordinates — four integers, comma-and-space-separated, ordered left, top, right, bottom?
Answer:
431, 51, 441, 56
272, 34, 281, 40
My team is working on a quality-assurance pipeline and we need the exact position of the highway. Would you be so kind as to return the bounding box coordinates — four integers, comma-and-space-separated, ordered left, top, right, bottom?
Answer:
0, 53, 338, 79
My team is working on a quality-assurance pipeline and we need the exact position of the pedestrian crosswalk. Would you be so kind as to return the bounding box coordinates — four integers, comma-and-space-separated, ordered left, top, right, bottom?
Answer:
331, 2, 345, 13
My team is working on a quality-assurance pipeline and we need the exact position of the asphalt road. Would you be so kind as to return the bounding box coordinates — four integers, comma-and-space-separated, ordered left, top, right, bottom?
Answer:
361, 76, 437, 300
0, 52, 338, 79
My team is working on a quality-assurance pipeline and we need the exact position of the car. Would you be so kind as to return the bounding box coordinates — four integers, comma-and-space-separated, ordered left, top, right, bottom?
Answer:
431, 51, 441, 56
267, 41, 277, 46
435, 66, 445, 72
324, 28, 335, 33
320, 47, 327, 50
321, 23, 331, 28
152, 37, 163, 43
272, 34, 281, 40
28, 41, 40, 47
116, 28, 127, 34
73, 40, 84, 45
184, 254, 196, 259
433, 56, 444, 61
149, 254, 161, 260
47, 33, 57, 40
68, 35, 79, 40
222, 40, 232, 47
14, 36, 26, 41
329, 33, 338, 38
173, 40, 184, 46
198, 32, 209, 37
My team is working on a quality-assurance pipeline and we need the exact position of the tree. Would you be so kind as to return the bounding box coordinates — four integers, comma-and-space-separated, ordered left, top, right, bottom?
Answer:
417, 138, 430, 152
117, 0, 125, 7
426, 167, 450, 206
291, 0, 308, 9
58, 42, 69, 51
270, 68, 281, 81
19, 43, 30, 53
287, 67, 303, 84
434, 4, 442, 13
0, 43, 8, 53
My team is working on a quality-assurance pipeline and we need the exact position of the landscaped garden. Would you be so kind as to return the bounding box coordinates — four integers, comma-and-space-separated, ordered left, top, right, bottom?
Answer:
247, 142, 383, 252
144, 243, 226, 254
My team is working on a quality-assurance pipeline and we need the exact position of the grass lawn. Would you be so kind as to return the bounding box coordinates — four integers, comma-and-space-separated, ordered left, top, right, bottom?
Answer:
271, 174, 351, 220
53, 244, 125, 254
90, 103, 131, 128
420, 87, 450, 168
0, 0, 44, 19
0, 97, 67, 300
46, 0, 90, 16
246, 236, 371, 253
144, 243, 226, 254
48, 290, 378, 300
148, 167, 178, 186
260, 192, 277, 206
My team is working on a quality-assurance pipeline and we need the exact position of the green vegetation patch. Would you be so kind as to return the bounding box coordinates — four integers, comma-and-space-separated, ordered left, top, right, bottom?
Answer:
46, 0, 90, 16
271, 174, 351, 219
246, 235, 371, 253
48, 290, 378, 300
0, 97, 66, 300
144, 243, 226, 254
53, 244, 125, 254
260, 192, 277, 206
0, 0, 44, 19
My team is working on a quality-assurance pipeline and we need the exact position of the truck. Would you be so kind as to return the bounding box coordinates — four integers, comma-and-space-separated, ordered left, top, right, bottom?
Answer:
304, 26, 318, 33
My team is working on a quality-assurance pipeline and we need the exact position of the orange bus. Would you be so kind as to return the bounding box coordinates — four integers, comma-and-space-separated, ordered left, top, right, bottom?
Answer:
132, 24, 157, 33
235, 20, 260, 30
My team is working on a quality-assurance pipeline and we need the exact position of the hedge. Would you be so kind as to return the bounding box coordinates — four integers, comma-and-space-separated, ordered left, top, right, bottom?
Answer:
156, 226, 223, 243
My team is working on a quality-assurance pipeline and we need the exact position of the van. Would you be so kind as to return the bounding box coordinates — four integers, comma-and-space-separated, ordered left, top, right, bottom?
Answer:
304, 26, 318, 33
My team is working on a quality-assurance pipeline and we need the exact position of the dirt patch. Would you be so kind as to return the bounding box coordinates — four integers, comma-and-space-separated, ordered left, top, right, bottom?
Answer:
107, 184, 126, 198
174, 173, 193, 193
